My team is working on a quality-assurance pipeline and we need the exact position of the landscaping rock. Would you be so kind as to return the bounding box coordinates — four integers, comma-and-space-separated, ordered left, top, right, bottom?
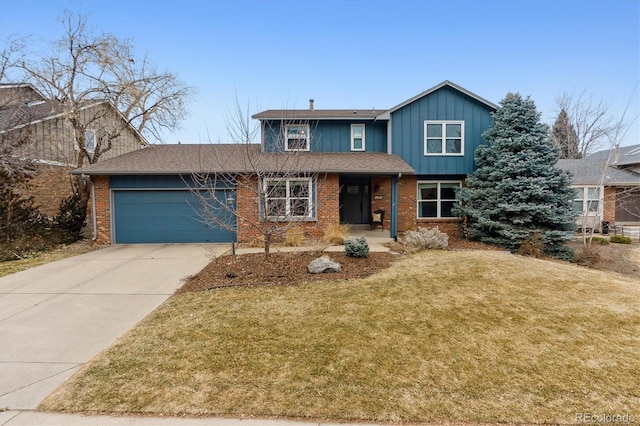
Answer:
308, 257, 342, 274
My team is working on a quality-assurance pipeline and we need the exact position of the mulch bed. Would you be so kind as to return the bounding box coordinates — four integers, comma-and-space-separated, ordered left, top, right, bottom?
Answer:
176, 251, 399, 294
176, 231, 508, 294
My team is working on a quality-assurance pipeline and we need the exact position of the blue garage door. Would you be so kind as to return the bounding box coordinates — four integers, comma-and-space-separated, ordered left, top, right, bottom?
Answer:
113, 190, 235, 243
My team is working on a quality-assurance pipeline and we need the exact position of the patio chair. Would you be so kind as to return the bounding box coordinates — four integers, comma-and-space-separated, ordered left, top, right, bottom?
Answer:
370, 209, 385, 231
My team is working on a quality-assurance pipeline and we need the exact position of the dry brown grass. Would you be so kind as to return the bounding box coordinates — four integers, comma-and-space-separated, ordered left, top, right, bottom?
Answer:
322, 223, 351, 245
40, 250, 640, 423
0, 240, 100, 278
284, 225, 306, 247
570, 240, 639, 279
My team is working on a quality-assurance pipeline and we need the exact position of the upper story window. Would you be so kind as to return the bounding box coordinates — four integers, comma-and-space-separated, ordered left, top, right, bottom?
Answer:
572, 186, 600, 214
264, 177, 314, 219
285, 124, 310, 151
417, 181, 461, 218
351, 124, 365, 151
424, 121, 464, 156
84, 129, 96, 152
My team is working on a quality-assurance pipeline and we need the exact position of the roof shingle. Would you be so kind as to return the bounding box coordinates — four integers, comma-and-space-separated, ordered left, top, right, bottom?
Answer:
71, 144, 415, 176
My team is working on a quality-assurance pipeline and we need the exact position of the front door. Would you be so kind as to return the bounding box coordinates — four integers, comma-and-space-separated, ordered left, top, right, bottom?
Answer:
340, 177, 371, 224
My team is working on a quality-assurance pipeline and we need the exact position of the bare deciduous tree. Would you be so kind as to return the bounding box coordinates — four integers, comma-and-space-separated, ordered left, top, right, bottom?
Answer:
5, 10, 194, 211
574, 86, 639, 247
555, 90, 624, 158
190, 99, 322, 256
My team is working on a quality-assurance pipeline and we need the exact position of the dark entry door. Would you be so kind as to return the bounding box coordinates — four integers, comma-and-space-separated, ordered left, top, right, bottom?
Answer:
340, 177, 371, 224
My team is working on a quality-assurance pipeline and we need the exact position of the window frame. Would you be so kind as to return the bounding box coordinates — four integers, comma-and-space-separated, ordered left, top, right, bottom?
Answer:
263, 177, 314, 220
284, 124, 310, 151
350, 123, 365, 151
423, 121, 465, 156
571, 185, 602, 215
417, 180, 462, 219
79, 129, 96, 152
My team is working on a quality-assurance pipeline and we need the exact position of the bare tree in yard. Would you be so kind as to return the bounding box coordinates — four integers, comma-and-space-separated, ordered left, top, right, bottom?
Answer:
555, 90, 626, 158
577, 87, 639, 247
191, 100, 321, 256
8, 10, 193, 209
0, 38, 41, 253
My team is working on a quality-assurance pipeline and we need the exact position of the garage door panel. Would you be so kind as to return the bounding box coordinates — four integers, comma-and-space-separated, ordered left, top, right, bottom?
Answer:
113, 190, 235, 243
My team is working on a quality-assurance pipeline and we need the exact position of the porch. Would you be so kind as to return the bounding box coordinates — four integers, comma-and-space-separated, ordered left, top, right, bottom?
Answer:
346, 224, 394, 244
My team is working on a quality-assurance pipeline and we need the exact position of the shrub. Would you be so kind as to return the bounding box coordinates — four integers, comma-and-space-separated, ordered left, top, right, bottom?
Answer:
609, 235, 632, 244
590, 236, 610, 245
54, 193, 87, 242
573, 245, 601, 267
284, 226, 306, 247
323, 223, 351, 245
403, 227, 449, 251
344, 236, 369, 258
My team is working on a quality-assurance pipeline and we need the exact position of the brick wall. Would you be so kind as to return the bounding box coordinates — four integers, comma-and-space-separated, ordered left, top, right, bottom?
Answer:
397, 175, 417, 232
603, 186, 616, 223
370, 177, 392, 230
236, 174, 341, 243
28, 164, 75, 216
92, 175, 111, 244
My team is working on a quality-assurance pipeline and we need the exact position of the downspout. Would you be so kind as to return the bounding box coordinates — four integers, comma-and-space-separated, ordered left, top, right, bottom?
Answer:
87, 175, 98, 241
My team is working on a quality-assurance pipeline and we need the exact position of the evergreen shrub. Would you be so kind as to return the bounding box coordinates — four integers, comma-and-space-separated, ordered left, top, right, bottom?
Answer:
344, 236, 369, 258
609, 235, 632, 244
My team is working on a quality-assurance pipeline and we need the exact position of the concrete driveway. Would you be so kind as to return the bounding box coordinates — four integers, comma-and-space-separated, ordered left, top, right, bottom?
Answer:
0, 244, 228, 410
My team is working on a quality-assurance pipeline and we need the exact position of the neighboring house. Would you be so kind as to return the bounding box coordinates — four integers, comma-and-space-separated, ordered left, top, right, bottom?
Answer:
72, 80, 498, 244
557, 144, 640, 230
0, 83, 148, 215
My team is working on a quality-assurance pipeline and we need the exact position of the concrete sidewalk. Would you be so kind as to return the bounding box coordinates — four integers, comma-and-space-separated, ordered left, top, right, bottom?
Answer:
0, 244, 228, 411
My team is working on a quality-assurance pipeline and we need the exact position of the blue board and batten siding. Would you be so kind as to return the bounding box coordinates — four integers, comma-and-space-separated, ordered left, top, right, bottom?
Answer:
110, 175, 236, 244
262, 120, 387, 153
390, 86, 495, 176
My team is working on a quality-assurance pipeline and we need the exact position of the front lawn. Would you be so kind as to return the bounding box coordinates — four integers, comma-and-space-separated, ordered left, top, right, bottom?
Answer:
40, 250, 640, 423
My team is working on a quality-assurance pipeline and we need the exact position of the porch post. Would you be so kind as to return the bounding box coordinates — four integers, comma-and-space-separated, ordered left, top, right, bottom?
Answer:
390, 175, 398, 239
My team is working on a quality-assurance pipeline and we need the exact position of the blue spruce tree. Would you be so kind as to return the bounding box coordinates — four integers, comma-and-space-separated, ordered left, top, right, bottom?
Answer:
453, 93, 576, 259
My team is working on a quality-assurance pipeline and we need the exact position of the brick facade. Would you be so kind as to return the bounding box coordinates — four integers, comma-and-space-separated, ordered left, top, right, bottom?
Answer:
603, 186, 616, 223
28, 164, 75, 216
92, 175, 111, 244
397, 175, 417, 232
90, 173, 469, 244
236, 174, 341, 243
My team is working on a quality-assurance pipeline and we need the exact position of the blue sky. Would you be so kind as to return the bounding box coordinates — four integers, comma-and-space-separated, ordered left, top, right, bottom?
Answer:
1, 0, 638, 146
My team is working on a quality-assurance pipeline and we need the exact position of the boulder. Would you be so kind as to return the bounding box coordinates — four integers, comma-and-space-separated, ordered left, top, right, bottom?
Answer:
307, 257, 341, 274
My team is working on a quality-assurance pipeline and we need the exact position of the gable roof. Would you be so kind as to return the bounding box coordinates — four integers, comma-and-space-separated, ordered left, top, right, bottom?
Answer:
586, 144, 640, 167
375, 80, 499, 120
252, 81, 497, 122
557, 158, 640, 186
71, 144, 415, 176
0, 85, 149, 146
252, 109, 385, 120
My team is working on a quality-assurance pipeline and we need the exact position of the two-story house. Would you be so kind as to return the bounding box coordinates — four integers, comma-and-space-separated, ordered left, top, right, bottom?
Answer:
0, 83, 148, 215
71, 81, 497, 244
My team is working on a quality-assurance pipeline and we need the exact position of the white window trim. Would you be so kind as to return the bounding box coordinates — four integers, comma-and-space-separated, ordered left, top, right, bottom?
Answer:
571, 185, 603, 216
264, 177, 314, 220
423, 121, 465, 156
284, 124, 310, 151
417, 180, 462, 219
350, 123, 365, 151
